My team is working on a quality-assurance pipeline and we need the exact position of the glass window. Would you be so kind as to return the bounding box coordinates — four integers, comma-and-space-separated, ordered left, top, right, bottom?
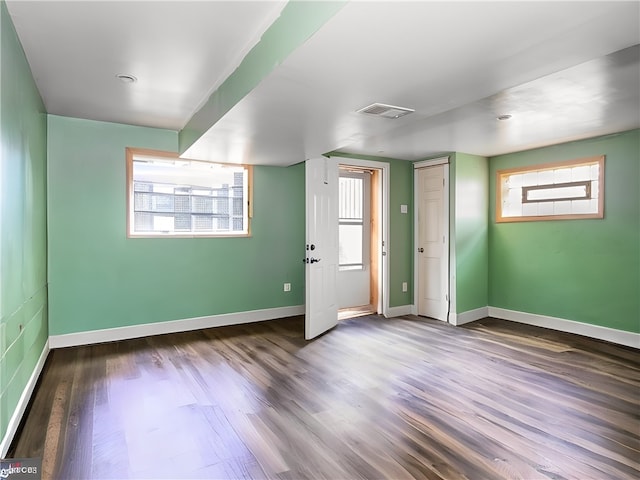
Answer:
339, 175, 364, 270
496, 156, 604, 223
127, 149, 252, 237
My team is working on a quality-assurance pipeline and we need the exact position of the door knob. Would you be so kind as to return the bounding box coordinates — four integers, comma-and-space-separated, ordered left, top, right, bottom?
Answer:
310, 257, 321, 263
418, 248, 424, 253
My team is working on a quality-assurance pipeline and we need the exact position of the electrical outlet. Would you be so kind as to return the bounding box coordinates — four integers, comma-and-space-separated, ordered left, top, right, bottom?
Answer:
284, 283, 291, 292
402, 282, 408, 292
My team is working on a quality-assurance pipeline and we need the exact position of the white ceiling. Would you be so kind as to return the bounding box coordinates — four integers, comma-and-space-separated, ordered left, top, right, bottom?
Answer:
6, 0, 287, 130
6, 1, 640, 166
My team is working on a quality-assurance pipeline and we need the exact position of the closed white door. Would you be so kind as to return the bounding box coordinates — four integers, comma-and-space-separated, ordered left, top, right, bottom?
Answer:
305, 157, 339, 340
417, 165, 448, 321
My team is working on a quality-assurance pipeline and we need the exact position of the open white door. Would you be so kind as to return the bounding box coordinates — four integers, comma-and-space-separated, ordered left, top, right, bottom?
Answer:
305, 157, 339, 340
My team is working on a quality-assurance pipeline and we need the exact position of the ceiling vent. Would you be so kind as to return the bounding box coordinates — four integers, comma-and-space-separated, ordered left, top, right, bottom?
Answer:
357, 103, 415, 119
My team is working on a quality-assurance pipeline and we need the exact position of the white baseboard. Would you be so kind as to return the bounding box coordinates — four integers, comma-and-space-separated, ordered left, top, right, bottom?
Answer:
1, 340, 50, 458
453, 306, 489, 326
488, 307, 640, 349
49, 305, 305, 349
384, 305, 414, 318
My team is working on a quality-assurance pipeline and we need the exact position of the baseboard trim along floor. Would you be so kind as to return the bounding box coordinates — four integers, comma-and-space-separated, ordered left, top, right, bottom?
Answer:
488, 306, 639, 348
1, 340, 50, 458
48, 305, 305, 349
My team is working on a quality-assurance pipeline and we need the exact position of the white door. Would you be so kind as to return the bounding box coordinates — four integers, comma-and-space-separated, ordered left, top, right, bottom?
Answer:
305, 157, 339, 340
417, 165, 448, 321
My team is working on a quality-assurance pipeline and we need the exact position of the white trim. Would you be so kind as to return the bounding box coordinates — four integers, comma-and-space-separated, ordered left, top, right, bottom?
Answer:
330, 156, 391, 317
453, 306, 489, 326
414, 156, 450, 169
384, 305, 413, 318
488, 307, 640, 349
1, 340, 50, 458
49, 306, 304, 349
448, 174, 457, 324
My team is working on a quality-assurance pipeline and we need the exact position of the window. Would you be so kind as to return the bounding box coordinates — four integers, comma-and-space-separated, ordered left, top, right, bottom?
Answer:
127, 148, 252, 237
339, 171, 369, 270
496, 155, 604, 223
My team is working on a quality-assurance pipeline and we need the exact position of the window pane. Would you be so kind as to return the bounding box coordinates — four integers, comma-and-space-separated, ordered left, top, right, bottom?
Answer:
538, 202, 554, 215
134, 212, 153, 231
525, 184, 588, 202
339, 224, 363, 266
175, 195, 190, 212
538, 169, 554, 185
175, 214, 191, 230
522, 171, 538, 186
153, 215, 174, 232
571, 199, 593, 214
571, 165, 590, 181
339, 177, 363, 220
232, 198, 243, 216
507, 174, 523, 188
522, 203, 538, 216
553, 200, 572, 215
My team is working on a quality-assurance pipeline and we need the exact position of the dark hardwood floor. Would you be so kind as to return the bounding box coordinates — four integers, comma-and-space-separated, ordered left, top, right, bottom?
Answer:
9, 315, 640, 480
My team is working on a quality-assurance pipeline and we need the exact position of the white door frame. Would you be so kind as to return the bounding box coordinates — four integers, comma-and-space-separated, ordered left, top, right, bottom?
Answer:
413, 156, 454, 322
337, 169, 372, 309
330, 156, 390, 317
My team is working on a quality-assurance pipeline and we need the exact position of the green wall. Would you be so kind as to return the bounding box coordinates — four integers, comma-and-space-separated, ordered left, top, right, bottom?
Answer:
0, 1, 48, 443
451, 153, 489, 313
489, 130, 640, 333
47, 115, 306, 335
388, 158, 414, 307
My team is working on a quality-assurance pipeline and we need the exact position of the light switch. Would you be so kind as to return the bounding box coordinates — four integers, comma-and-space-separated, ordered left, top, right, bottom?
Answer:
400, 204, 408, 214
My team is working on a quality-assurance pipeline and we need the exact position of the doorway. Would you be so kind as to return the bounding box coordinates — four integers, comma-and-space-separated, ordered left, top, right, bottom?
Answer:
304, 156, 390, 339
335, 160, 387, 320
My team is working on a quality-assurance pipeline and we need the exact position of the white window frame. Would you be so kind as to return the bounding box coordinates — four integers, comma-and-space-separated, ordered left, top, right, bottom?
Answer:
126, 148, 252, 238
496, 155, 604, 223
338, 170, 370, 271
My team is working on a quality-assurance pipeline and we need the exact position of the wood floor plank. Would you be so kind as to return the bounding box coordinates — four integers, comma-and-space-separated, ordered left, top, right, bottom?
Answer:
8, 315, 640, 479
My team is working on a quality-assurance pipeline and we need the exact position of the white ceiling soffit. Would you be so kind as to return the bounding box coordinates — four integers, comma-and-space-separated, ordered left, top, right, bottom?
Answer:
184, 1, 640, 166
5, 0, 287, 130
